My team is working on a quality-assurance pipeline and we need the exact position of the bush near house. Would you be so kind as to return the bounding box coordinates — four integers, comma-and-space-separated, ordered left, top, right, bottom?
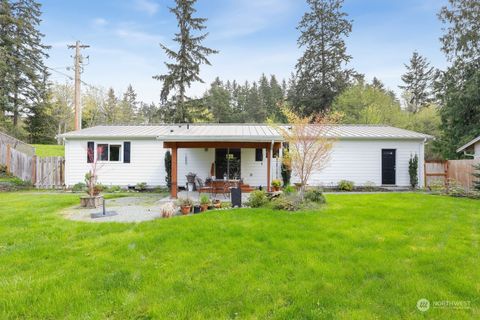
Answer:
338, 180, 355, 191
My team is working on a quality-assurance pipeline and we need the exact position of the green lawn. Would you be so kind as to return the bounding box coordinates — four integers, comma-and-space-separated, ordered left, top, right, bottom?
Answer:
33, 144, 65, 157
0, 193, 478, 319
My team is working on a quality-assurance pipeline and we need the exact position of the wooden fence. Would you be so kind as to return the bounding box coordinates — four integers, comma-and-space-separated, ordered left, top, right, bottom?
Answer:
0, 143, 65, 189
425, 159, 480, 191
0, 131, 35, 156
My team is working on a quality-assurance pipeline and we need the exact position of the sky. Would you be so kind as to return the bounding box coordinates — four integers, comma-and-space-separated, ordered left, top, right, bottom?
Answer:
41, 0, 449, 104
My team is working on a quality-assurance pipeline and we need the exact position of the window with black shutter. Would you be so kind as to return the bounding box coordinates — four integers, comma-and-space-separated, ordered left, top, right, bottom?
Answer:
255, 148, 263, 162
123, 142, 131, 163
87, 141, 94, 163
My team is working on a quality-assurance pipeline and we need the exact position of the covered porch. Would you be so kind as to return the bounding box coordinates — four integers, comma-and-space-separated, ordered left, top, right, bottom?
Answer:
164, 141, 282, 198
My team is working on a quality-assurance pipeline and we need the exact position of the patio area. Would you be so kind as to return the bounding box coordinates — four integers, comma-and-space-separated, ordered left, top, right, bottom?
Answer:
175, 190, 252, 202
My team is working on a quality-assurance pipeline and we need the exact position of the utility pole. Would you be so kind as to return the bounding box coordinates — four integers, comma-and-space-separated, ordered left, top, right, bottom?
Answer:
68, 41, 90, 130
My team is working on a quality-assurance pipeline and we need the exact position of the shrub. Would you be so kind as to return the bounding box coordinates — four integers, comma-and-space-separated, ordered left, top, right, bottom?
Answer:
447, 179, 467, 197
95, 183, 107, 192
72, 182, 86, 193
0, 164, 8, 176
199, 194, 210, 205
363, 181, 376, 192
247, 190, 268, 208
428, 179, 446, 193
304, 188, 326, 204
272, 193, 303, 211
135, 182, 147, 191
107, 185, 122, 193
283, 185, 296, 194
409, 154, 419, 189
338, 180, 355, 191
271, 179, 282, 188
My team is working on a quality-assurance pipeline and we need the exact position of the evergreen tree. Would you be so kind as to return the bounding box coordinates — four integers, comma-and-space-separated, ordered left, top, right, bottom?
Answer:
245, 82, 266, 123
399, 51, 434, 113
0, 0, 49, 128
153, 0, 218, 123
205, 77, 232, 123
119, 84, 137, 123
103, 88, 119, 124
292, 0, 354, 115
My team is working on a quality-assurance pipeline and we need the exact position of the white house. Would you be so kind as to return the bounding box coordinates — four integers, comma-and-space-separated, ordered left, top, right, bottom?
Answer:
457, 135, 480, 159
59, 124, 432, 197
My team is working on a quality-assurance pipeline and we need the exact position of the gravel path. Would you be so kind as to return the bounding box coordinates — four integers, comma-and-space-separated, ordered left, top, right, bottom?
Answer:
62, 195, 173, 223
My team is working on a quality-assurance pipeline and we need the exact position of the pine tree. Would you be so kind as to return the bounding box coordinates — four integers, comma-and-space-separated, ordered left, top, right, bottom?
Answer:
1, 0, 49, 128
205, 77, 231, 123
120, 84, 138, 123
103, 88, 119, 124
292, 0, 354, 115
153, 0, 218, 123
399, 51, 434, 113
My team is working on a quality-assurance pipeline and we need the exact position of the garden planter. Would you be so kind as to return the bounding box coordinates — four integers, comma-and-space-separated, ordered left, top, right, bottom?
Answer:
272, 186, 280, 192
200, 204, 209, 212
80, 195, 103, 208
180, 205, 191, 215
213, 200, 222, 209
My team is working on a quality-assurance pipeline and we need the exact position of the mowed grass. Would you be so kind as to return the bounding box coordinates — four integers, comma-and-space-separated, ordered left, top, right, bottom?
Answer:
0, 193, 478, 319
33, 144, 65, 157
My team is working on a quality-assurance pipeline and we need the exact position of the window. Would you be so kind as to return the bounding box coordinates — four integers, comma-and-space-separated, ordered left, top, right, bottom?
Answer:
97, 144, 108, 161
96, 143, 122, 162
109, 145, 121, 161
255, 148, 263, 162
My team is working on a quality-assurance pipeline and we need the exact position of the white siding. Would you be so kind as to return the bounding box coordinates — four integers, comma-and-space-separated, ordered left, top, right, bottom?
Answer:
65, 138, 426, 188
291, 139, 425, 188
65, 139, 166, 187
177, 148, 214, 186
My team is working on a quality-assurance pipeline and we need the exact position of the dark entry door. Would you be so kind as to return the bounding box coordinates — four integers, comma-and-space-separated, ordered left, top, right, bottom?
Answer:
382, 149, 396, 185
215, 148, 241, 179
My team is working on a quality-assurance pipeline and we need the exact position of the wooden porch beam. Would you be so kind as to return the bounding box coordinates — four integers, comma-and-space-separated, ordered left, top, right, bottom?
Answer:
163, 141, 281, 150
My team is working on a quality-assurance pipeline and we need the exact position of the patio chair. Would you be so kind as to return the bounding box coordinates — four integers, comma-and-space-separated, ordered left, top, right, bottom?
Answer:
197, 178, 213, 195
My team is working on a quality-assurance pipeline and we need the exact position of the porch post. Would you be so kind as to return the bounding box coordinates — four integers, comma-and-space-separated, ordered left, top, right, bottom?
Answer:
171, 144, 178, 198
267, 145, 271, 192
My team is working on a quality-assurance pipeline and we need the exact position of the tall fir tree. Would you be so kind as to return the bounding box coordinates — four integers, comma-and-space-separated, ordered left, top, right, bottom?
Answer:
120, 84, 138, 123
0, 0, 49, 131
291, 0, 354, 116
205, 77, 231, 123
153, 0, 218, 123
399, 51, 434, 113
434, 0, 480, 159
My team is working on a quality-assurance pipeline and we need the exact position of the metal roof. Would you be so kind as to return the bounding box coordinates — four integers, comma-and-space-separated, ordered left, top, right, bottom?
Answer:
457, 135, 480, 153
58, 124, 433, 141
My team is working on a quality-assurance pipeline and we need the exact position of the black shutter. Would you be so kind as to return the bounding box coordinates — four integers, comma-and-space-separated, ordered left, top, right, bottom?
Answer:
87, 142, 94, 163
123, 142, 131, 163
255, 148, 263, 161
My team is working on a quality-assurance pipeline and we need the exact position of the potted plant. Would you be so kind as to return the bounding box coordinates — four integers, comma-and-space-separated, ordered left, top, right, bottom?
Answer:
199, 194, 210, 212
176, 197, 193, 215
271, 179, 282, 192
80, 171, 104, 208
213, 199, 222, 209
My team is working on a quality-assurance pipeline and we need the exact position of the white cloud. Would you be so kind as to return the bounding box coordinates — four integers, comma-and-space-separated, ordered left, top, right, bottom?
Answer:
210, 0, 297, 40
134, 0, 160, 16
115, 27, 163, 44
92, 18, 108, 27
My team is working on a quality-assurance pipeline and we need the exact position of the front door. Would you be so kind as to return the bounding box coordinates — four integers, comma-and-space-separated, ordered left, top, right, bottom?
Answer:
215, 148, 241, 179
382, 149, 396, 185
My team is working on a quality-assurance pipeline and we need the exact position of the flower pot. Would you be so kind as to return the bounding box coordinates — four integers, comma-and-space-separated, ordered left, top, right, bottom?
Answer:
200, 204, 209, 212
80, 195, 103, 208
272, 186, 280, 192
213, 200, 221, 209
180, 205, 191, 215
